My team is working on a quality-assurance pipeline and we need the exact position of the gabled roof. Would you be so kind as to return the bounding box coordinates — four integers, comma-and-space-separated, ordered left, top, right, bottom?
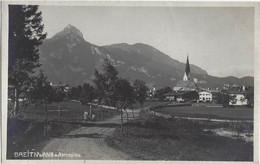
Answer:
165, 90, 197, 96
199, 90, 212, 93
174, 80, 198, 90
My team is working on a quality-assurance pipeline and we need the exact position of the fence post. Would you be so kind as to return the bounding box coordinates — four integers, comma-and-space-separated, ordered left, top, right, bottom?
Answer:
58, 105, 61, 117
120, 108, 123, 132
90, 105, 92, 118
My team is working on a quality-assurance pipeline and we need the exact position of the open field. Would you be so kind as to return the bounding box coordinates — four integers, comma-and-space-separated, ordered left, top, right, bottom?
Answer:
7, 100, 165, 122
6, 100, 254, 160
132, 100, 169, 109
153, 105, 253, 120
8, 100, 119, 122
107, 117, 253, 161
7, 119, 81, 159
7, 101, 120, 159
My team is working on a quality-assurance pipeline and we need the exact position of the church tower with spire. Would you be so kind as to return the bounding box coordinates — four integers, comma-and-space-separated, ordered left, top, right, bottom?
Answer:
183, 56, 192, 81
173, 55, 198, 91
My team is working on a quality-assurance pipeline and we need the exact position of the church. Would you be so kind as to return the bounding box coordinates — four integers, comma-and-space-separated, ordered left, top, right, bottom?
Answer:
164, 56, 199, 102
173, 56, 198, 91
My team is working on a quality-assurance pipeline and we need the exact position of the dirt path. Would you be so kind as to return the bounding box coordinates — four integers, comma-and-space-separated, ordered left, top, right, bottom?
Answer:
42, 109, 139, 160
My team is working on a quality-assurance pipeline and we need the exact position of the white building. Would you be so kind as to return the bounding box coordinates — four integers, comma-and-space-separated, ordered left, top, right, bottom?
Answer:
227, 86, 253, 106
165, 95, 175, 101
229, 93, 248, 106
199, 91, 212, 102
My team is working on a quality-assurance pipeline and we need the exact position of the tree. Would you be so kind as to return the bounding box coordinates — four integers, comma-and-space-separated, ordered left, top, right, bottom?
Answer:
67, 85, 84, 100
111, 78, 135, 132
9, 5, 46, 115
53, 85, 66, 102
103, 58, 119, 86
72, 87, 78, 100
77, 85, 83, 96
220, 93, 233, 108
93, 58, 119, 106
215, 92, 223, 104
112, 79, 135, 106
103, 59, 119, 106
245, 92, 254, 108
28, 71, 55, 136
133, 79, 148, 108
79, 83, 96, 105
28, 71, 55, 104
93, 69, 106, 104
154, 86, 172, 100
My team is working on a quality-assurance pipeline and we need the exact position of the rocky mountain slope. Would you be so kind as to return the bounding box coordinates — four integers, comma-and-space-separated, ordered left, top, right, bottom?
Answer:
39, 25, 253, 88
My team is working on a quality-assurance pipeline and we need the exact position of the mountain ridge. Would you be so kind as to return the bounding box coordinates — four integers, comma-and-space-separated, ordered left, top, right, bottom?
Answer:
39, 25, 253, 88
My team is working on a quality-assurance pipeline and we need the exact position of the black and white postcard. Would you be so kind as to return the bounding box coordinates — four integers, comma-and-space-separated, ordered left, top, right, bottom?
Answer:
1, 1, 259, 164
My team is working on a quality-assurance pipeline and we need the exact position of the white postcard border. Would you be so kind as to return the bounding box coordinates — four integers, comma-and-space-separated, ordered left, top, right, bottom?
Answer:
1, 1, 259, 164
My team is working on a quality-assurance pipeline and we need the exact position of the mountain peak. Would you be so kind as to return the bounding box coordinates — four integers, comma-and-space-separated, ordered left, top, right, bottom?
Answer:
53, 24, 84, 40
63, 24, 84, 38
66, 24, 75, 28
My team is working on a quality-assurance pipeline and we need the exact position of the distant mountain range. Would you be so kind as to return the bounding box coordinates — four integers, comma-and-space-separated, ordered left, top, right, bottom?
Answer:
39, 24, 253, 88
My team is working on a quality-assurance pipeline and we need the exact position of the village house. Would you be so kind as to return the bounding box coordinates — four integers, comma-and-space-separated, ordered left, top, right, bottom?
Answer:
165, 90, 199, 102
50, 82, 70, 93
227, 85, 253, 106
164, 92, 175, 101
228, 92, 248, 106
199, 90, 212, 102
166, 56, 199, 102
147, 86, 156, 99
168, 56, 253, 106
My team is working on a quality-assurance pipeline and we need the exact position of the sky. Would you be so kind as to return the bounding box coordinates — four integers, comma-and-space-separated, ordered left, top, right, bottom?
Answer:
39, 6, 254, 78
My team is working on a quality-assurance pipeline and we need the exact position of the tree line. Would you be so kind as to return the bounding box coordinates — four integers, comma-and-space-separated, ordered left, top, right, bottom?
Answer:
8, 5, 151, 134
67, 58, 149, 109
8, 4, 253, 121
8, 5, 150, 115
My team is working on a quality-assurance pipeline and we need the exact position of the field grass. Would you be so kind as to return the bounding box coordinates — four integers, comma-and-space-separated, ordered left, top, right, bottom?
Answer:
7, 100, 254, 160
7, 100, 120, 159
7, 99, 163, 122
153, 105, 253, 120
107, 117, 253, 161
131, 100, 169, 109
7, 119, 81, 159
8, 100, 119, 122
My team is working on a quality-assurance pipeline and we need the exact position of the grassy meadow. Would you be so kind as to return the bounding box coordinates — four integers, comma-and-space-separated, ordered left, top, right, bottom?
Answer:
7, 100, 119, 159
8, 100, 119, 122
153, 105, 253, 120
107, 116, 253, 161
7, 100, 254, 160
106, 101, 254, 161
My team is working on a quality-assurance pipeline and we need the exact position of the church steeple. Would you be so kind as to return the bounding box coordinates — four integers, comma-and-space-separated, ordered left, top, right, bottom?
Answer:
183, 55, 192, 81
185, 55, 190, 75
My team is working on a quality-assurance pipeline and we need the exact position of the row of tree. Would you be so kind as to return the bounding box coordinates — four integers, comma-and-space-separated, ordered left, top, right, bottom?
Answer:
66, 59, 149, 109
9, 5, 47, 115
8, 5, 150, 134
9, 5, 66, 112
9, 5, 253, 135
